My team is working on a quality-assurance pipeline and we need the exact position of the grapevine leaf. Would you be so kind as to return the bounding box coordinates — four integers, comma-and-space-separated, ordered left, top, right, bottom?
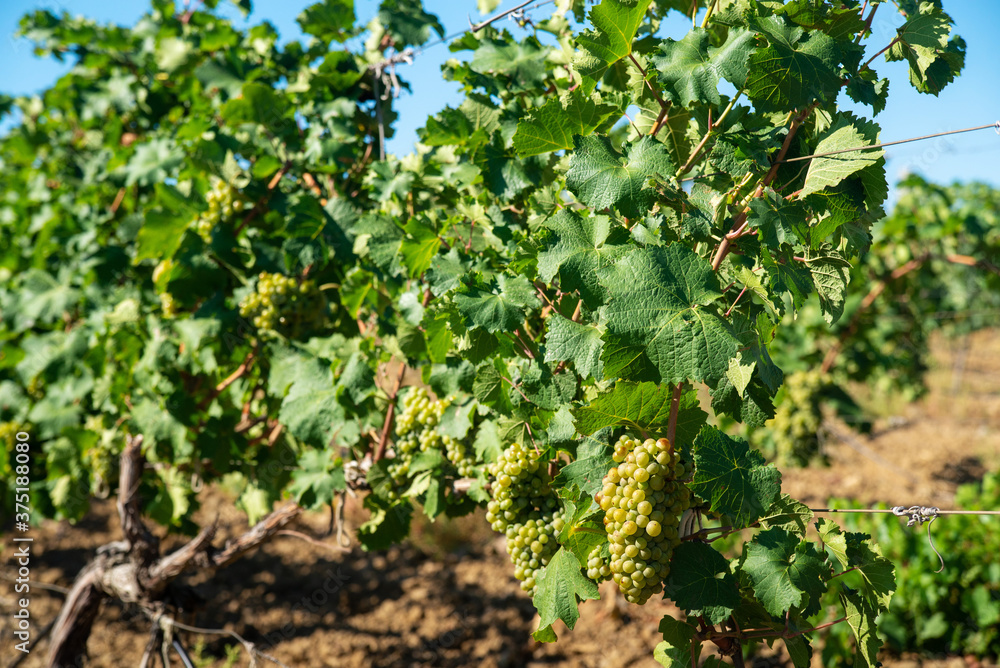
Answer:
473, 359, 514, 415
475, 132, 538, 200
572, 382, 707, 451
742, 528, 828, 617
566, 135, 675, 219
652, 28, 754, 107
532, 547, 600, 638
125, 138, 184, 187
601, 245, 738, 387
840, 587, 883, 668
726, 353, 755, 399
278, 359, 346, 448
536, 209, 630, 308
574, 0, 653, 82
846, 69, 889, 115
655, 616, 702, 668
422, 93, 499, 147
378, 0, 444, 48
690, 426, 780, 525
9, 270, 79, 327
801, 245, 852, 324
749, 189, 806, 249
816, 519, 895, 609
400, 218, 441, 278
513, 89, 620, 157
758, 495, 813, 536
785, 635, 812, 668
664, 542, 740, 624
296, 0, 355, 44
558, 487, 606, 565
473, 419, 504, 463
762, 247, 813, 313
745, 15, 840, 112
358, 498, 412, 551
887, 8, 965, 95
471, 37, 548, 89
454, 274, 541, 333
553, 436, 614, 497
544, 316, 604, 380
437, 401, 475, 440
288, 449, 346, 509
800, 112, 883, 199
221, 82, 287, 128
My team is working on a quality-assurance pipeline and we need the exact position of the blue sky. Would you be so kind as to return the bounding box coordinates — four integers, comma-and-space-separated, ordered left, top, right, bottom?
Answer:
2, 0, 999, 193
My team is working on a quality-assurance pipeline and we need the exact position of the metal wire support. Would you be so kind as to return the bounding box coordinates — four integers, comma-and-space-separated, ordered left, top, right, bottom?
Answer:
891, 506, 944, 572
891, 505, 940, 526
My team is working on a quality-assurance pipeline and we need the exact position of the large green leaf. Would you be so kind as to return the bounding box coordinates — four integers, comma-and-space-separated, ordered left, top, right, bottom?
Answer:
543, 316, 604, 381
665, 542, 740, 624
454, 274, 541, 333
572, 381, 706, 449
800, 112, 883, 199
532, 548, 600, 640
653, 28, 754, 107
689, 426, 781, 526
745, 15, 841, 111
513, 89, 620, 157
600, 245, 738, 387
536, 209, 630, 308
566, 135, 675, 219
575, 0, 652, 82
742, 528, 828, 617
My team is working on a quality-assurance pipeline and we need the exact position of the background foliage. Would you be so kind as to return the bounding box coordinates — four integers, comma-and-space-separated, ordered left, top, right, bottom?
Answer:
0, 0, 987, 665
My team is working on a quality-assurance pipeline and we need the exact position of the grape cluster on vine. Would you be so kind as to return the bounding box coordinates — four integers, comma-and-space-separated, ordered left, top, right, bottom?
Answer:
195, 178, 245, 243
387, 388, 476, 496
595, 436, 692, 604
485, 442, 564, 595
769, 369, 829, 466
238, 272, 327, 338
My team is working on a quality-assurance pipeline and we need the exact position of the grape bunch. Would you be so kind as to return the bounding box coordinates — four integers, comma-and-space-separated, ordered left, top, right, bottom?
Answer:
485, 442, 564, 595
387, 388, 476, 492
238, 272, 327, 338
159, 292, 178, 318
585, 544, 612, 582
195, 178, 245, 243
769, 369, 828, 466
597, 435, 692, 604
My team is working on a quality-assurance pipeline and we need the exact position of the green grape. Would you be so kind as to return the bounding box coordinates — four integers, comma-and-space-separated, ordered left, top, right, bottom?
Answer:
599, 435, 692, 604
769, 369, 828, 466
385, 388, 478, 500
194, 178, 245, 243
160, 292, 177, 318
586, 544, 612, 583
0, 422, 22, 444
485, 442, 564, 595
238, 272, 327, 338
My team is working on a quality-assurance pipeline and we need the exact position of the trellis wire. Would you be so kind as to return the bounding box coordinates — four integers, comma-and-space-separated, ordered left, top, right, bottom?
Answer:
810, 505, 1000, 572
778, 121, 1000, 163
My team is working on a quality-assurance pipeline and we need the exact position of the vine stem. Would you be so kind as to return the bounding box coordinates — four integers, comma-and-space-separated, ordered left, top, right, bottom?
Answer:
856, 3, 878, 44
627, 53, 669, 112
373, 363, 407, 462
724, 285, 748, 317
199, 348, 258, 410
700, 0, 720, 28
711, 102, 817, 272
861, 36, 901, 72
676, 89, 742, 178
667, 383, 684, 445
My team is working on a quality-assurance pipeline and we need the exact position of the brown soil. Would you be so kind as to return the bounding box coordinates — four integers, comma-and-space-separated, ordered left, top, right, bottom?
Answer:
1, 331, 999, 668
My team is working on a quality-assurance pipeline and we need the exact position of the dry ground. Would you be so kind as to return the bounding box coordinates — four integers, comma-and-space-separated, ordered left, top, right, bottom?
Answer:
2, 330, 999, 668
